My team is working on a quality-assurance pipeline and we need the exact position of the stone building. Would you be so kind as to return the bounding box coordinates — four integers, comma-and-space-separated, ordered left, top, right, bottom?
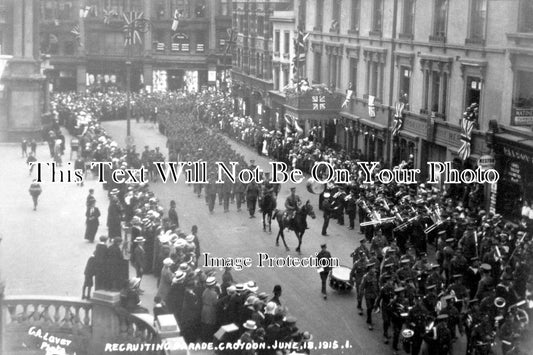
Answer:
38, 0, 232, 92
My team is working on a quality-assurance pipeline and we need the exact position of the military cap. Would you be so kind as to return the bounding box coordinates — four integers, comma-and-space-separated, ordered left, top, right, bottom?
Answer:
480, 263, 492, 271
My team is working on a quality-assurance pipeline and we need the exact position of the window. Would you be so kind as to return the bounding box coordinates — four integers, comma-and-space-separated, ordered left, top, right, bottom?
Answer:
194, 0, 206, 17
433, 0, 448, 38
257, 16, 265, 36
422, 65, 449, 119
372, 0, 383, 33
331, 0, 341, 31
239, 15, 244, 32
514, 71, 533, 109
283, 67, 290, 87
172, 0, 188, 18
298, 0, 307, 30
314, 52, 321, 83
351, 0, 361, 32
365, 51, 385, 99
399, 66, 411, 107
370, 62, 379, 96
315, 0, 324, 30
465, 77, 481, 107
274, 67, 280, 90
218, 0, 229, 16
284, 31, 290, 56
401, 0, 415, 36
274, 31, 280, 53
350, 58, 358, 96
57, 1, 73, 20
469, 0, 487, 40
154, 0, 166, 19
519, 0, 533, 32
329, 54, 339, 89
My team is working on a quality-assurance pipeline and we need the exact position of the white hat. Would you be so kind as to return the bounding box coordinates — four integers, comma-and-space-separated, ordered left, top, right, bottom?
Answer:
242, 320, 257, 330
163, 258, 174, 266
206, 276, 216, 286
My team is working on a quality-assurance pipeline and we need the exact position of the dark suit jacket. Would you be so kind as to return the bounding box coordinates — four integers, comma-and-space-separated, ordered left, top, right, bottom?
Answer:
86, 207, 101, 224
168, 207, 179, 227
133, 245, 146, 269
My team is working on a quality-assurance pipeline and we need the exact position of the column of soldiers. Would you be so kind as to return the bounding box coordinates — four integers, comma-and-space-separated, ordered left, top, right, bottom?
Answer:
347, 180, 532, 355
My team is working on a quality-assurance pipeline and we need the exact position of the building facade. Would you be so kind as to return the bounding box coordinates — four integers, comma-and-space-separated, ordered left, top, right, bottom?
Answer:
38, 0, 232, 92
265, 0, 533, 220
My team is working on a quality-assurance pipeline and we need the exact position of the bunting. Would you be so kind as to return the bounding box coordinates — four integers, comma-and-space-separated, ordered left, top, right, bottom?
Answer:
392, 102, 405, 136
70, 25, 81, 45
103, 8, 117, 25
292, 29, 309, 77
341, 88, 353, 108
458, 103, 478, 161
368, 95, 376, 118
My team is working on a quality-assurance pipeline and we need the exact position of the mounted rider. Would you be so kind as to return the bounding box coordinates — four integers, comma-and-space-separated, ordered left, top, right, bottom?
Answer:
284, 187, 302, 223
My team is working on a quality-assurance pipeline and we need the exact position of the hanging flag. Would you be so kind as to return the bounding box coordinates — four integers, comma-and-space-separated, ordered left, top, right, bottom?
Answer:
341, 88, 353, 108
225, 28, 237, 56
79, 6, 91, 19
392, 101, 405, 136
458, 103, 478, 161
312, 95, 326, 110
292, 29, 309, 77
103, 9, 117, 25
368, 95, 376, 118
171, 9, 180, 31
123, 11, 145, 46
70, 24, 81, 45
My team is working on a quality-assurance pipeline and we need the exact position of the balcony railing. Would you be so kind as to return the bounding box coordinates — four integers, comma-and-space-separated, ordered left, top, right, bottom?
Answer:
1, 295, 166, 355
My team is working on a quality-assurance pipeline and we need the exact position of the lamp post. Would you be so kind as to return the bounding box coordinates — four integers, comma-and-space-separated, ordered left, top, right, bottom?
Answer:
121, 12, 151, 146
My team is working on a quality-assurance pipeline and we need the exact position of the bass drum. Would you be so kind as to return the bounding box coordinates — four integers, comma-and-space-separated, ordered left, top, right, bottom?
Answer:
329, 266, 353, 292
306, 177, 326, 195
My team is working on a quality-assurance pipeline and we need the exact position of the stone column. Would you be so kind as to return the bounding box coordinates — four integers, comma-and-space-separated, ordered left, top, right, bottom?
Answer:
208, 0, 216, 52
76, 63, 87, 93
143, 64, 153, 91
89, 291, 121, 353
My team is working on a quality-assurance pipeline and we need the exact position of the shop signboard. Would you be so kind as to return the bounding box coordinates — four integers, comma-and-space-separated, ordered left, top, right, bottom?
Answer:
478, 154, 495, 170
512, 107, 533, 126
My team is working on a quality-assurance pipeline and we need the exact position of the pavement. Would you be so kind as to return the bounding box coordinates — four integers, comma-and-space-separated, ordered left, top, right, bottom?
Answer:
0, 120, 468, 355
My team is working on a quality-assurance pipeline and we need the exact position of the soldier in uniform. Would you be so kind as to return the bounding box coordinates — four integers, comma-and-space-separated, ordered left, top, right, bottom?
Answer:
375, 275, 395, 343
221, 177, 233, 213
351, 238, 370, 264
407, 296, 430, 355
475, 263, 494, 300
321, 192, 335, 236
234, 176, 246, 212
446, 274, 469, 312
285, 187, 302, 221
345, 189, 357, 230
389, 287, 409, 353
351, 250, 368, 313
205, 175, 218, 213
245, 180, 261, 218
360, 263, 379, 330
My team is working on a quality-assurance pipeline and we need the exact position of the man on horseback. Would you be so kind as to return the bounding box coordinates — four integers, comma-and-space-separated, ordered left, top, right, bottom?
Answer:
284, 187, 302, 226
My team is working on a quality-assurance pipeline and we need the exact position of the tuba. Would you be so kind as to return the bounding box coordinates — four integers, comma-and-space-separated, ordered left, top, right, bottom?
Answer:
494, 297, 506, 308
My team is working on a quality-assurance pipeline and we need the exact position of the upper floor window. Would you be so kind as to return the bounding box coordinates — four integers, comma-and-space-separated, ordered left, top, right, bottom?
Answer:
399, 66, 411, 108
315, 0, 324, 30
519, 0, 533, 32
217, 0, 230, 16
401, 0, 415, 36
274, 31, 280, 53
469, 0, 487, 40
284, 31, 290, 55
351, 0, 360, 32
372, 0, 383, 33
331, 0, 341, 31
257, 16, 265, 36
433, 0, 448, 38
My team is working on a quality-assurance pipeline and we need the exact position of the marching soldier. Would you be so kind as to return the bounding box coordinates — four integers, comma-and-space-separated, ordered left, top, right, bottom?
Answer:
351, 238, 370, 264
389, 287, 408, 353
407, 296, 430, 355
345, 189, 357, 230
360, 263, 379, 330
351, 251, 368, 314
374, 275, 395, 343
317, 243, 332, 300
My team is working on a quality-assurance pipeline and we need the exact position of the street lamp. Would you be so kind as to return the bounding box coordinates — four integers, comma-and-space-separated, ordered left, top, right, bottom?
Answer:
120, 12, 151, 145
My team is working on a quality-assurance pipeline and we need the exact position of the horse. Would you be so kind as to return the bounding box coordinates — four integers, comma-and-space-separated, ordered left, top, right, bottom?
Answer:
260, 192, 277, 232
273, 201, 316, 253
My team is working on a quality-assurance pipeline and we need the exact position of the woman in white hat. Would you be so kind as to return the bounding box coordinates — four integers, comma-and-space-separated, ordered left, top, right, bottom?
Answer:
156, 258, 174, 301
200, 276, 219, 341
239, 320, 258, 355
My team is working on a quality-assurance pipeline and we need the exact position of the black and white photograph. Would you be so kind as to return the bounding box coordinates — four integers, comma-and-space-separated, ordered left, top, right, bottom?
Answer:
0, 0, 532, 354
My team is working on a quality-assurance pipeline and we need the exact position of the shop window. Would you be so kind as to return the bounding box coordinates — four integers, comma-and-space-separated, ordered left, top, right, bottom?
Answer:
513, 70, 533, 125
433, 0, 448, 39
372, 0, 383, 34
351, 0, 360, 32
315, 0, 323, 30
313, 52, 321, 84
401, 0, 415, 37
469, 0, 487, 40
399, 65, 411, 107
519, 0, 533, 32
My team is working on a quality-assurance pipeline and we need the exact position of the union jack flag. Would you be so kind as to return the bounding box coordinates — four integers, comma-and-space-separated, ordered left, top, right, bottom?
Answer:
70, 25, 81, 45
392, 102, 405, 137
458, 103, 479, 161
225, 28, 238, 56
171, 9, 180, 31
123, 11, 145, 46
312, 95, 326, 110
102, 8, 117, 25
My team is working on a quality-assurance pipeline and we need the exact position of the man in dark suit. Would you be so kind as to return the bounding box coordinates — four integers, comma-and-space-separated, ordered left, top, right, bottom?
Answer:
168, 200, 179, 228
107, 195, 122, 238
317, 243, 332, 299
85, 200, 100, 242
132, 237, 146, 278
94, 236, 108, 290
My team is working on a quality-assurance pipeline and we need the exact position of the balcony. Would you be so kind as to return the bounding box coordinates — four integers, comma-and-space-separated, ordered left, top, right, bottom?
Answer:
465, 37, 485, 46
1, 293, 185, 355
369, 30, 382, 38
429, 34, 446, 43
285, 85, 343, 111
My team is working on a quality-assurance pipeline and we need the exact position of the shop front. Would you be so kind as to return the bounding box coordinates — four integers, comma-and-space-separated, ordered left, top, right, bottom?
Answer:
492, 131, 533, 221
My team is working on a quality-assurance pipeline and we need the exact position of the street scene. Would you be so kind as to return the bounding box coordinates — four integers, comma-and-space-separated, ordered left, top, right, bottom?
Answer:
1, 1, 533, 355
